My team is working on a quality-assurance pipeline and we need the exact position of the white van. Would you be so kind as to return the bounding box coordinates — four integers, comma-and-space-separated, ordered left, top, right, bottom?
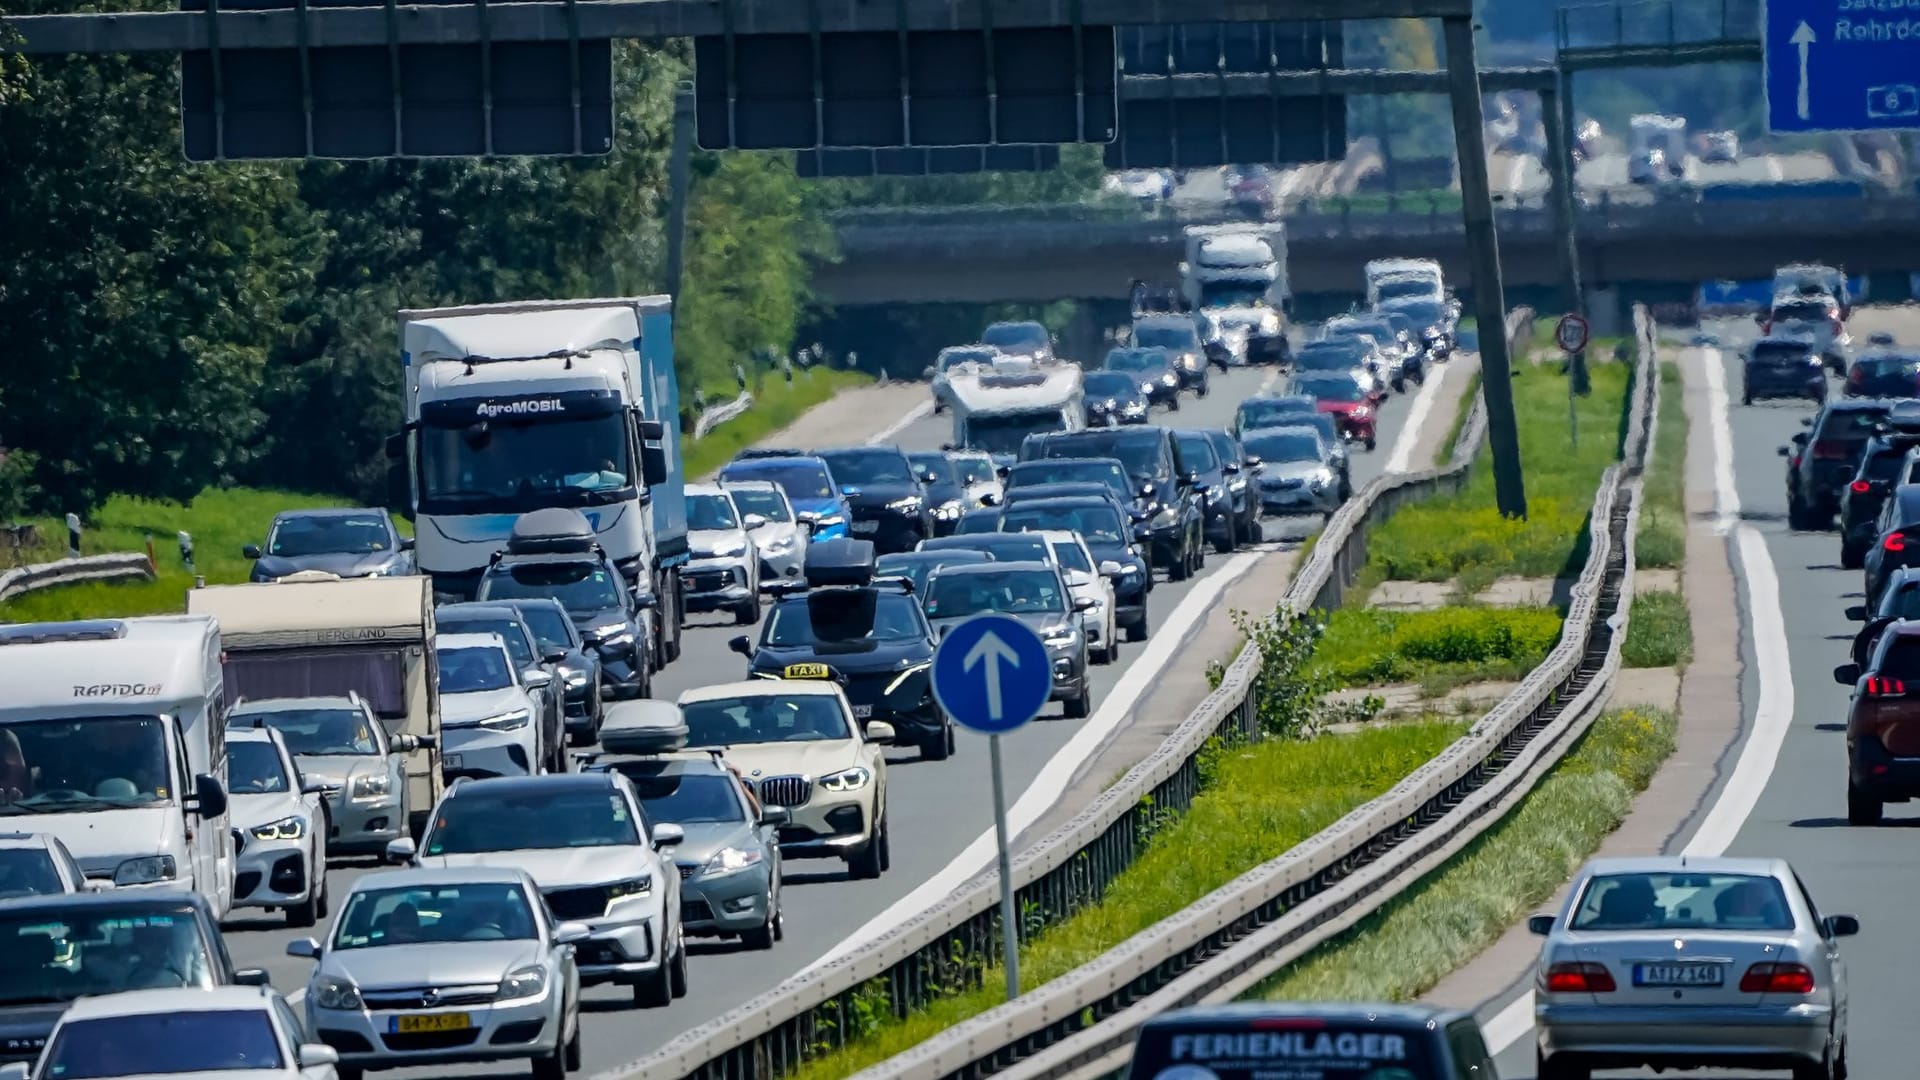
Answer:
0, 617, 235, 915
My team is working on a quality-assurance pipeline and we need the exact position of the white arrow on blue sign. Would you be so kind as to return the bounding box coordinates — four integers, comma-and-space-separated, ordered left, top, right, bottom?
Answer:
931, 614, 1055, 735
1766, 0, 1920, 133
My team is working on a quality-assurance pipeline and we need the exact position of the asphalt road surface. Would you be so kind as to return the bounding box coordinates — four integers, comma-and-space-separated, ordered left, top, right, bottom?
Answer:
222, 353, 1473, 1080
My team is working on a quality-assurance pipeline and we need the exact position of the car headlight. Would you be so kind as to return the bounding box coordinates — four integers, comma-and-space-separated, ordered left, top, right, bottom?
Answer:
708, 537, 748, 558
820, 766, 873, 792
886, 660, 932, 694
762, 534, 797, 555
481, 709, 531, 732
251, 816, 307, 841
1259, 313, 1281, 334
1139, 382, 1156, 394
497, 964, 548, 1001
606, 875, 653, 899
350, 773, 392, 800
114, 855, 176, 885
704, 846, 766, 875
1119, 564, 1142, 577
563, 670, 590, 690
1351, 405, 1373, 420
312, 976, 363, 1011
1043, 626, 1078, 647
887, 496, 923, 513
1161, 372, 1179, 386
934, 501, 962, 521
592, 629, 635, 652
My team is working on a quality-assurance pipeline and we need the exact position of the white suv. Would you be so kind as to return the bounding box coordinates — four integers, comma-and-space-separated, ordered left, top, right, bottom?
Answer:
436, 632, 549, 780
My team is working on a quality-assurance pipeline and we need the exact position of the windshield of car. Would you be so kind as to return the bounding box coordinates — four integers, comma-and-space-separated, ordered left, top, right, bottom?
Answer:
1105, 348, 1167, 373
983, 323, 1048, 352
513, 606, 577, 651
1857, 354, 1920, 377
1571, 871, 1794, 931
0, 715, 171, 813
967, 411, 1069, 455
1033, 433, 1167, 482
1239, 399, 1314, 428
1817, 406, 1893, 441
419, 411, 632, 507
688, 492, 740, 531
1331, 319, 1395, 341
1002, 505, 1126, 543
226, 741, 289, 795
267, 514, 390, 557
0, 849, 61, 899
46, 1009, 284, 1078
879, 553, 990, 594
333, 882, 539, 949
1375, 276, 1435, 301
1384, 300, 1446, 325
908, 454, 958, 487
1084, 371, 1140, 397
1296, 341, 1369, 370
233, 707, 381, 756
439, 617, 536, 666
820, 449, 914, 487
953, 455, 996, 486
683, 695, 853, 746
925, 569, 1066, 617
427, 786, 640, 853
1125, 1018, 1437, 1080
1174, 432, 1220, 471
479, 560, 622, 612
0, 907, 214, 1006
1049, 540, 1093, 572
1008, 461, 1131, 498
720, 461, 835, 502
1294, 375, 1367, 403
1133, 322, 1200, 351
436, 645, 514, 693
1244, 432, 1325, 463
941, 349, 995, 370
1774, 300, 1831, 322
762, 592, 927, 645
724, 486, 792, 523
628, 771, 748, 824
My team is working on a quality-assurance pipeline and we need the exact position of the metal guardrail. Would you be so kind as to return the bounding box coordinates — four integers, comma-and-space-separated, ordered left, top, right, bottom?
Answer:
613, 308, 1532, 1080
693, 391, 756, 440
843, 306, 1660, 1080
0, 552, 157, 605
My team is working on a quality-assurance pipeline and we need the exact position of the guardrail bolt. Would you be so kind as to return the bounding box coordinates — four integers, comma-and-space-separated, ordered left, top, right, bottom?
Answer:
64, 513, 80, 558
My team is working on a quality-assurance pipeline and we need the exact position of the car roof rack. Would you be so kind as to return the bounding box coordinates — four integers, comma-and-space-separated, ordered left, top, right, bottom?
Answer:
505, 508, 600, 556
596, 699, 690, 755
805, 538, 877, 588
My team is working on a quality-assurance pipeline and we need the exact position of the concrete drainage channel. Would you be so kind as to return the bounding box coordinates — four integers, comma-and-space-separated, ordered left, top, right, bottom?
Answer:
614, 306, 1641, 1080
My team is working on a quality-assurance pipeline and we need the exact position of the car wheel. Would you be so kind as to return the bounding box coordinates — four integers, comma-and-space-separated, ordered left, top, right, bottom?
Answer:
563, 1011, 582, 1072
743, 906, 777, 950
1788, 494, 1815, 531
632, 956, 673, 1008
1063, 682, 1092, 719
287, 860, 321, 928
1794, 1050, 1837, 1080
1126, 612, 1150, 643
921, 723, 952, 762
315, 854, 329, 918
531, 1027, 568, 1080
733, 594, 760, 626
336, 1067, 364, 1080
878, 819, 893, 872
1743, 389, 1754, 406
1167, 395, 1181, 411
1168, 545, 1191, 581
670, 932, 688, 998
1842, 542, 1865, 570
850, 820, 885, 880
1536, 1049, 1588, 1080
1847, 781, 1883, 826
1365, 436, 1377, 452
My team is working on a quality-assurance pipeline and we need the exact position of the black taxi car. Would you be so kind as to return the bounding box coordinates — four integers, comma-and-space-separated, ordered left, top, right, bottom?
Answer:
728, 538, 954, 761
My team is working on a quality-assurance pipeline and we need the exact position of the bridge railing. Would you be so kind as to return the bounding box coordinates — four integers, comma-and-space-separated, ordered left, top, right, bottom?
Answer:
1554, 0, 1760, 53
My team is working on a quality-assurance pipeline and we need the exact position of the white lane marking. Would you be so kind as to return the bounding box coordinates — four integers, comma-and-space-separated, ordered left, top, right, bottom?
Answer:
1485, 345, 1797, 1057
803, 374, 1447, 972
1381, 369, 1450, 475
289, 988, 305, 1005
1767, 154, 1785, 182
868, 401, 936, 446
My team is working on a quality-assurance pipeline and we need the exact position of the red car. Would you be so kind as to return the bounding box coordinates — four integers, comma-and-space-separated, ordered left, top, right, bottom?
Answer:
1290, 372, 1383, 451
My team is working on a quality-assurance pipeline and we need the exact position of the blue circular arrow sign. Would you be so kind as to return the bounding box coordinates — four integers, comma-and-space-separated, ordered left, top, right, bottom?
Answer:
931, 614, 1054, 735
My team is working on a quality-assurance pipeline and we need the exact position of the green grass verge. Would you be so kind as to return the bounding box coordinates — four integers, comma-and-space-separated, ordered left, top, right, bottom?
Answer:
1622, 590, 1693, 669
1311, 606, 1563, 691
1362, 346, 1632, 594
786, 720, 1466, 1080
1251, 706, 1678, 1004
684, 369, 873, 480
1636, 362, 1687, 570
1440, 371, 1483, 466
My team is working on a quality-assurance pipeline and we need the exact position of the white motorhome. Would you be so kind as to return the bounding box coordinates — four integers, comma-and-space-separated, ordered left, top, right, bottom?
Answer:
1364, 258, 1445, 306
949, 366, 1086, 455
187, 574, 441, 836
1180, 224, 1290, 311
0, 617, 235, 913
391, 297, 685, 668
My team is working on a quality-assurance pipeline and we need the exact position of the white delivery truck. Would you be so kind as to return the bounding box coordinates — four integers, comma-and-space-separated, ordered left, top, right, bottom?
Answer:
0, 616, 235, 914
949, 366, 1086, 454
187, 573, 442, 837
1364, 258, 1445, 306
389, 297, 687, 668
1179, 224, 1290, 312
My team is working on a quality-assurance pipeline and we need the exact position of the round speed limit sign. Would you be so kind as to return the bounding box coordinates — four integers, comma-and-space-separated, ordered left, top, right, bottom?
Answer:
1554, 313, 1590, 354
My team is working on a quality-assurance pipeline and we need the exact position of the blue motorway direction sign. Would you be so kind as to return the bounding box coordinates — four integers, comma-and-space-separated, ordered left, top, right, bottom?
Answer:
1766, 0, 1920, 133
931, 614, 1054, 735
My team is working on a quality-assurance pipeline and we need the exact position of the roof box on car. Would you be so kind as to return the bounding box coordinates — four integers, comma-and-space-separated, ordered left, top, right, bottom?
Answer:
597, 699, 689, 755
805, 538, 877, 588
506, 508, 598, 555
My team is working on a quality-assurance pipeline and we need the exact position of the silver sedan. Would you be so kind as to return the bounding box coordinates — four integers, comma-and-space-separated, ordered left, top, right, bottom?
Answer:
1529, 855, 1858, 1080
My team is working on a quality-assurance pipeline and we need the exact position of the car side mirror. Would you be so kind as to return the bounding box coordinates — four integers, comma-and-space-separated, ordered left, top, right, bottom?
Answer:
1847, 605, 1869, 621
1072, 595, 1097, 612
652, 823, 685, 850
296, 1045, 340, 1069
1777, 446, 1792, 457
743, 513, 768, 530
302, 779, 334, 796
760, 806, 792, 827
543, 648, 568, 664
866, 720, 898, 744
523, 668, 553, 690
399, 536, 416, 551
632, 591, 658, 610
1825, 914, 1860, 937
384, 836, 418, 864
1245, 455, 1263, 469
1221, 462, 1240, 475
188, 773, 227, 819
234, 967, 272, 985
0, 1063, 29, 1080
1792, 432, 1809, 445
1193, 482, 1211, 495
729, 634, 753, 657
1527, 914, 1556, 936
242, 544, 262, 560
1834, 662, 1861, 685
554, 921, 593, 945
394, 733, 422, 753
996, 465, 1010, 478
1099, 560, 1124, 576
285, 938, 322, 960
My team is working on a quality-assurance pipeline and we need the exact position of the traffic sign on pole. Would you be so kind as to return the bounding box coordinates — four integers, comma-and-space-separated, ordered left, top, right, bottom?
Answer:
1554, 313, 1590, 355
1765, 0, 1920, 133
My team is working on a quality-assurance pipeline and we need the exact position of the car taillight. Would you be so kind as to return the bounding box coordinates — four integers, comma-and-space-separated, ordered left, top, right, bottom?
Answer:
1544, 962, 1617, 993
1886, 532, 1907, 553
1853, 480, 1873, 493
1739, 963, 1815, 994
1812, 440, 1847, 460
1866, 675, 1906, 696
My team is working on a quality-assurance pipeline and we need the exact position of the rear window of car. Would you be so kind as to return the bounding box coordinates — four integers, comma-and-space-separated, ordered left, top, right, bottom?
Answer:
1752, 341, 1811, 363
1571, 872, 1794, 931
1877, 635, 1920, 681
1817, 407, 1892, 441
1862, 450, 1906, 482
1126, 1019, 1438, 1080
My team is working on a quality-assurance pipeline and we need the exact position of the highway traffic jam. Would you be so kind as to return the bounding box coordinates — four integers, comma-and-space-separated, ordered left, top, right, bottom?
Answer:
0, 228, 1487, 1080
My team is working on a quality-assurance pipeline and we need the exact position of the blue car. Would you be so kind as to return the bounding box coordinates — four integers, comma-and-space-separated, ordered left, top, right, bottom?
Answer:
718, 455, 853, 543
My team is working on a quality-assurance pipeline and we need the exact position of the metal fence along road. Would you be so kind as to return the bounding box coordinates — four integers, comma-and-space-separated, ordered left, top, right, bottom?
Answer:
0, 552, 156, 604
611, 307, 1563, 1080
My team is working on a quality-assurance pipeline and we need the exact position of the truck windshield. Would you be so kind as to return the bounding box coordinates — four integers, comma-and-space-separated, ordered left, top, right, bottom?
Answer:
967, 411, 1069, 454
418, 410, 632, 513
222, 647, 410, 720
0, 905, 216, 1007
1376, 276, 1434, 301
0, 716, 171, 812
1200, 282, 1269, 308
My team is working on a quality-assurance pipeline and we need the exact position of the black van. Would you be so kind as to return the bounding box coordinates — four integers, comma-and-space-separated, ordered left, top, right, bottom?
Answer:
1126, 1003, 1499, 1080
1018, 427, 1207, 581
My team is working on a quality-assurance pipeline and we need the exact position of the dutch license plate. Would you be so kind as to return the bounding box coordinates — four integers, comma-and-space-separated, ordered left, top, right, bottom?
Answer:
1633, 963, 1722, 987
851, 520, 880, 534
392, 1012, 472, 1034
852, 705, 873, 719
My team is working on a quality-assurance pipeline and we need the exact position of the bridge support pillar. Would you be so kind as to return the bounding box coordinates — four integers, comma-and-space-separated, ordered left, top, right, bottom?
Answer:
1541, 78, 1583, 319
1443, 15, 1528, 519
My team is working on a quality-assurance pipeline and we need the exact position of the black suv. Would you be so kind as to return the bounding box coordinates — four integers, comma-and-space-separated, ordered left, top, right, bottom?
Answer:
1131, 315, 1210, 396
1174, 428, 1255, 553
730, 539, 953, 760
1019, 427, 1207, 580
994, 494, 1152, 642
1781, 398, 1902, 530
1841, 420, 1920, 568
1741, 336, 1826, 405
815, 447, 936, 554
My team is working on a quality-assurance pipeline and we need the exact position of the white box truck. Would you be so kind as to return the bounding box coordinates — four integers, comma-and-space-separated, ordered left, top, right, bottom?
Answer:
1179, 224, 1290, 312
0, 616, 236, 914
388, 297, 687, 669
948, 366, 1086, 454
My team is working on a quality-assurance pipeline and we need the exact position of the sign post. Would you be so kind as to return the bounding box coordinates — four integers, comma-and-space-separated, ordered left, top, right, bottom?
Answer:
1765, 0, 1920, 133
931, 613, 1054, 1002
1556, 313, 1591, 447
